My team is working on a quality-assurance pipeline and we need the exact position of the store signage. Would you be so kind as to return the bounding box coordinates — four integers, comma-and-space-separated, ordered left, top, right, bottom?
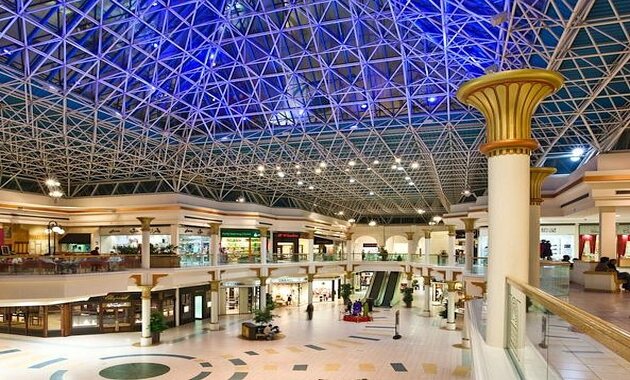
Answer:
104, 293, 139, 302
579, 224, 599, 235
314, 236, 334, 245
618, 224, 630, 235
100, 226, 171, 236
221, 229, 260, 238
222, 281, 250, 287
540, 227, 557, 234
275, 232, 299, 239
179, 227, 210, 236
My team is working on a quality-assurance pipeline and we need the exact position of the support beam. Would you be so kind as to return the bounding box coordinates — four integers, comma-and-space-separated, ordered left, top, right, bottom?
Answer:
529, 167, 556, 287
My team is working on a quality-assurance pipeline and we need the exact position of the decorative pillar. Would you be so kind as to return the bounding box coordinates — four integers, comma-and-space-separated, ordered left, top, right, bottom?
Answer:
170, 224, 180, 256
445, 281, 458, 330
305, 231, 315, 262
447, 225, 456, 266
174, 288, 180, 326
530, 168, 556, 287
259, 276, 268, 310
345, 232, 353, 262
259, 227, 268, 265
423, 230, 432, 264
461, 218, 477, 273
209, 223, 220, 266
209, 281, 220, 330
422, 275, 431, 317
599, 207, 617, 259
307, 273, 314, 305
137, 217, 154, 269
405, 232, 416, 259
457, 68, 563, 347
405, 271, 413, 285
140, 285, 152, 346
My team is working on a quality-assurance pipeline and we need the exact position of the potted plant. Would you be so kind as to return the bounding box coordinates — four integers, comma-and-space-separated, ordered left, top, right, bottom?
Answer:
150, 312, 168, 344
378, 246, 388, 261
340, 283, 352, 304
402, 287, 413, 308
150, 244, 181, 268
253, 307, 274, 325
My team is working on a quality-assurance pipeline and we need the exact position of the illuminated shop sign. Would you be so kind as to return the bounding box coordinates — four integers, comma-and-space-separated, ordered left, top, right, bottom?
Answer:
221, 229, 261, 238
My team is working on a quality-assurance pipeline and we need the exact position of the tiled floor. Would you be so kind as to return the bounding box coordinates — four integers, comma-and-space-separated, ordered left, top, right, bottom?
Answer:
0, 293, 470, 380
567, 284, 630, 332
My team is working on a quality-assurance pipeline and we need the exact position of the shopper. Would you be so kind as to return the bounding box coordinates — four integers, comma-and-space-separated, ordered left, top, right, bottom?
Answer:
595, 257, 610, 272
306, 303, 314, 320
607, 259, 630, 291
287, 294, 292, 305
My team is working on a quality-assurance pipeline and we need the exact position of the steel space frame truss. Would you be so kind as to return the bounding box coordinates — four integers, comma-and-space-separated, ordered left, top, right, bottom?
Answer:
0, 0, 627, 222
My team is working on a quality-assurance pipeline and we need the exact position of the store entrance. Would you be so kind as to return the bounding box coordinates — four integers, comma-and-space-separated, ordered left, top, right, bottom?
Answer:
102, 304, 133, 332
194, 296, 203, 319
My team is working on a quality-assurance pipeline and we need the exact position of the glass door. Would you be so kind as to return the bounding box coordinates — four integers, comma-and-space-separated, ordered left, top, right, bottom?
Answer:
102, 303, 132, 332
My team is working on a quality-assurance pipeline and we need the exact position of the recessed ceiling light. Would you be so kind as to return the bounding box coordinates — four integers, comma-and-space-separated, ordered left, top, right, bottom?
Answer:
349, 178, 356, 183
308, 185, 314, 190
461, 189, 472, 196
315, 168, 322, 174
45, 178, 61, 187
348, 218, 356, 223
408, 182, 415, 185
367, 167, 372, 171
275, 165, 281, 170
360, 103, 368, 110
410, 162, 419, 169
417, 209, 425, 214
373, 160, 380, 165
152, 42, 159, 48
395, 157, 402, 163
220, 136, 228, 141
297, 180, 304, 185
294, 164, 301, 169
404, 176, 411, 181
237, 196, 245, 203
350, 124, 358, 130
397, 166, 404, 171
277, 171, 285, 178
296, 170, 302, 175
257, 165, 265, 172
368, 220, 377, 227
338, 211, 344, 215
428, 96, 437, 103
348, 160, 356, 166
319, 162, 327, 168
345, 168, 350, 172
391, 164, 397, 170
368, 191, 374, 196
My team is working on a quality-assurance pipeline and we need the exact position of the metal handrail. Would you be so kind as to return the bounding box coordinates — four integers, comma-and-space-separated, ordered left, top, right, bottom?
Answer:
507, 277, 630, 362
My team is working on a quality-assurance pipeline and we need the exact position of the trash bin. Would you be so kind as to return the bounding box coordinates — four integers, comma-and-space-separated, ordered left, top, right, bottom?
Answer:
366, 298, 374, 312
241, 322, 258, 340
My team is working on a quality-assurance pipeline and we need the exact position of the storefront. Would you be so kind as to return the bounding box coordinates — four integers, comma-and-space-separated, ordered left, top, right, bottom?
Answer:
70, 293, 142, 335
59, 233, 92, 253
220, 281, 255, 315
152, 290, 176, 327
220, 229, 262, 264
178, 226, 211, 266
313, 277, 338, 303
269, 277, 307, 306
578, 224, 600, 261
273, 232, 303, 261
100, 226, 171, 254
540, 225, 577, 260
179, 285, 210, 325
0, 306, 48, 337
314, 236, 342, 256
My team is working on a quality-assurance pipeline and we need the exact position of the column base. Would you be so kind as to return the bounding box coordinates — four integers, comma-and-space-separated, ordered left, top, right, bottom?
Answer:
461, 338, 471, 348
209, 322, 220, 331
446, 322, 457, 331
422, 310, 431, 317
140, 336, 152, 347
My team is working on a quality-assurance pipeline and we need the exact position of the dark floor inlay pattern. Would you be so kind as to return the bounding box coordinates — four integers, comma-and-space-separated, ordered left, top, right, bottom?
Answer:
227, 372, 248, 380
172, 337, 187, 343
200, 362, 212, 367
99, 363, 170, 380
49, 370, 67, 380
244, 351, 259, 356
189, 371, 211, 380
391, 363, 408, 372
305, 344, 325, 351
293, 364, 308, 371
564, 350, 602, 354
365, 326, 395, 329
100, 353, 195, 360
0, 349, 20, 355
30, 357, 67, 368
348, 335, 380, 341
547, 335, 579, 339
229, 358, 247, 366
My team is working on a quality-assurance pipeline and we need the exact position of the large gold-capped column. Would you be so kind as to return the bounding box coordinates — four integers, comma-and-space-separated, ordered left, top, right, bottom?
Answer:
529, 167, 557, 287
457, 69, 564, 348
457, 69, 564, 157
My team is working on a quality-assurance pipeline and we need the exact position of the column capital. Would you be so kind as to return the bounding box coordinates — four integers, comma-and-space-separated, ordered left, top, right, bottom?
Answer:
345, 232, 353, 241
209, 280, 220, 291
140, 285, 152, 299
422, 275, 431, 285
461, 217, 478, 232
445, 281, 459, 292
307, 273, 315, 282
447, 225, 456, 236
423, 230, 432, 239
599, 206, 616, 213
530, 167, 556, 205
259, 227, 269, 236
137, 217, 154, 231
304, 231, 314, 239
259, 276, 268, 285
405, 231, 415, 241
457, 69, 563, 157
208, 223, 221, 235
406, 272, 413, 281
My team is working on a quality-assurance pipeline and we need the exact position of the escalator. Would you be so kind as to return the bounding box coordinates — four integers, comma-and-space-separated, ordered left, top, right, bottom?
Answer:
379, 272, 401, 308
366, 271, 386, 302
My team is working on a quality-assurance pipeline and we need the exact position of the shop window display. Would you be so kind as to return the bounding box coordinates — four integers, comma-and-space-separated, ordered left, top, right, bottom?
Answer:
178, 234, 210, 266
220, 229, 261, 263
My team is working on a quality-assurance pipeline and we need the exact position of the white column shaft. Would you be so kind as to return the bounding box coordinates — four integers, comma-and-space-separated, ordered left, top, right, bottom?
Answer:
486, 154, 530, 347
211, 234, 220, 266
448, 235, 456, 266
599, 208, 617, 258
141, 229, 151, 269
260, 236, 268, 264
307, 240, 314, 262
424, 238, 431, 264
174, 288, 180, 326
307, 280, 313, 304
529, 205, 541, 287
465, 231, 474, 272
446, 291, 456, 330
140, 295, 151, 346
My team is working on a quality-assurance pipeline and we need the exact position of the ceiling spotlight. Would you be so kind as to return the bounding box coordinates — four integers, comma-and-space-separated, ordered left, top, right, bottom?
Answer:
345, 168, 350, 172
277, 171, 285, 178
404, 176, 411, 181
275, 165, 282, 170
417, 209, 425, 214
395, 157, 402, 163
408, 182, 415, 185
432, 215, 443, 223
257, 165, 265, 172
410, 162, 419, 169
296, 170, 302, 175
258, 172, 264, 176
571, 147, 585, 157
319, 162, 327, 168
350, 124, 358, 130
461, 189, 472, 196
297, 180, 304, 186
49, 190, 63, 198
314, 168, 322, 174
373, 160, 380, 165
308, 185, 314, 190
368, 191, 375, 196
391, 164, 397, 170
428, 221, 436, 226
220, 136, 228, 141
368, 220, 377, 227
397, 166, 404, 171
428, 96, 437, 103
349, 178, 356, 183
45, 178, 61, 187
294, 164, 301, 169
237, 196, 245, 203
367, 167, 372, 171
570, 156, 580, 162
348, 218, 356, 223
348, 160, 356, 166
360, 103, 368, 110
338, 211, 344, 215
152, 42, 159, 48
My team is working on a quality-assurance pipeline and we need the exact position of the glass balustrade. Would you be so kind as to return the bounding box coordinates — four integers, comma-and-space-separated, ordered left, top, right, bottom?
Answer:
505, 278, 630, 379
0, 255, 140, 274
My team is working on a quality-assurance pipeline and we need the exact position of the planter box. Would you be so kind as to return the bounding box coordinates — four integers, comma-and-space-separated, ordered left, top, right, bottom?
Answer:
150, 255, 181, 268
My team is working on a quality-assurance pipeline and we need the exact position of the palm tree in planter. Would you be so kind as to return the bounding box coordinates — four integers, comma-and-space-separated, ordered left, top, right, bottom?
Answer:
340, 283, 352, 304
402, 288, 414, 308
150, 312, 168, 344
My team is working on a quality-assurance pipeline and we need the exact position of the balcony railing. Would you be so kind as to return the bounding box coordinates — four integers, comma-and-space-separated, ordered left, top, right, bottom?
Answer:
269, 253, 308, 263
313, 253, 347, 262
0, 255, 140, 275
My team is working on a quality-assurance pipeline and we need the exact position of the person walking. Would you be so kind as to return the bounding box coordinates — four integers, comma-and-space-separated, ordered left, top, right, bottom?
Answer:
306, 303, 314, 320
